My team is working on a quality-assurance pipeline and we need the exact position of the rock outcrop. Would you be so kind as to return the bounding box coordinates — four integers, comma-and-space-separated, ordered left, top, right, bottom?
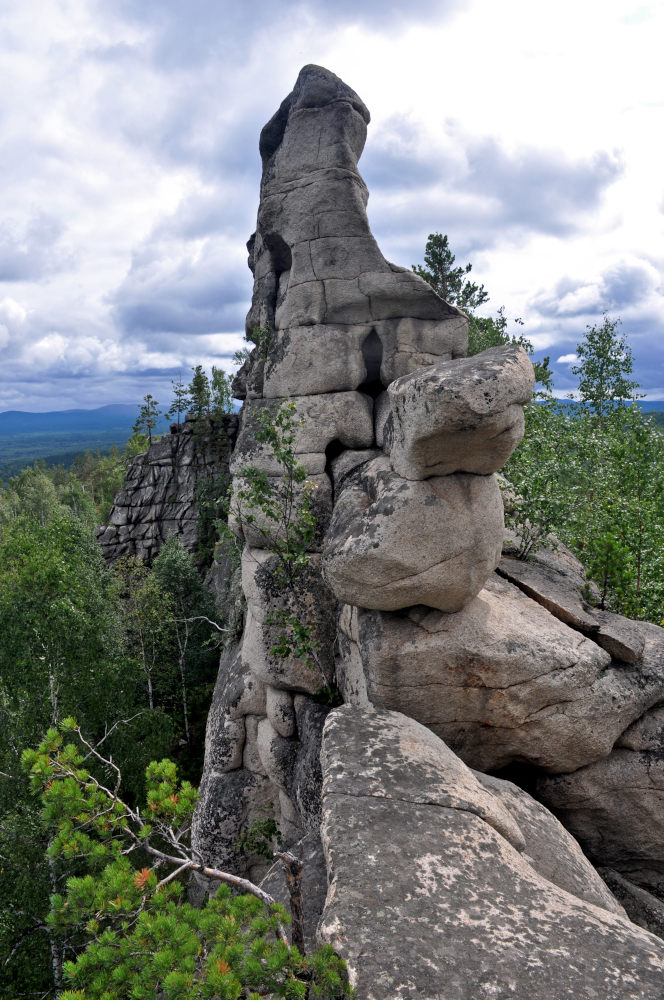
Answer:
336, 573, 664, 773
319, 707, 664, 1000
97, 414, 236, 564
189, 63, 664, 997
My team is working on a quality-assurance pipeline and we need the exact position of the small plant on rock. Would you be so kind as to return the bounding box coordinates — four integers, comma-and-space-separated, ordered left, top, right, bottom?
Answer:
225, 400, 333, 693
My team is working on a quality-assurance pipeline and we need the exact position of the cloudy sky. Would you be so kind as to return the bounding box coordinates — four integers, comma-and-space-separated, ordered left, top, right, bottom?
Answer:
1, 0, 662, 411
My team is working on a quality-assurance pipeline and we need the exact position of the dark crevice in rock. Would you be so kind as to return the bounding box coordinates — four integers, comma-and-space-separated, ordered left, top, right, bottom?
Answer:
324, 439, 346, 503
360, 328, 383, 385
356, 379, 384, 401
487, 760, 543, 798
259, 96, 292, 165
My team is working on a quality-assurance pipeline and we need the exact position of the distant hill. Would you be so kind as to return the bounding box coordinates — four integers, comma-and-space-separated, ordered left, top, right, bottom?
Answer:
0, 404, 138, 435
0, 404, 169, 482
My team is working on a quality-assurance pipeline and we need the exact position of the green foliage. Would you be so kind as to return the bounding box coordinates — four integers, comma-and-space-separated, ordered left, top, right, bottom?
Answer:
235, 814, 283, 861
413, 232, 488, 312
0, 474, 177, 994
189, 365, 212, 420
501, 394, 573, 560
211, 366, 235, 417
0, 463, 226, 991
414, 233, 552, 389
167, 365, 234, 429
234, 325, 273, 368
151, 536, 222, 761
166, 374, 191, 425
504, 318, 664, 623
115, 556, 175, 712
227, 401, 325, 684
571, 314, 642, 423
133, 394, 162, 446
195, 464, 232, 566
21, 722, 353, 1000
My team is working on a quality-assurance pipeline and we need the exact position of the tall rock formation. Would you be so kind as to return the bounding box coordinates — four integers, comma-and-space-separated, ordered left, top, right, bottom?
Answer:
193, 64, 664, 996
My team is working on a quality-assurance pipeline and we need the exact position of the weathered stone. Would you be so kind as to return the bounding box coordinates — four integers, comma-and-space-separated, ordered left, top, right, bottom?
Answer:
259, 832, 328, 954
538, 677, 664, 893
319, 706, 664, 1000
474, 770, 624, 914
385, 344, 534, 479
499, 545, 646, 663
259, 317, 467, 398
193, 765, 275, 878
335, 603, 371, 708
261, 325, 368, 398
246, 64, 466, 392
230, 392, 374, 477
599, 868, 664, 940
322, 456, 503, 612
192, 646, 277, 878
241, 548, 336, 693
376, 314, 467, 383
97, 415, 236, 565
257, 718, 298, 793
337, 574, 664, 772
373, 390, 390, 448
266, 686, 296, 738
289, 696, 329, 829
328, 448, 381, 491
242, 715, 267, 776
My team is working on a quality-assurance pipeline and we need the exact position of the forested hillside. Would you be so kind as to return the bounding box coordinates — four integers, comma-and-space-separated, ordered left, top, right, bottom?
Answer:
0, 462, 224, 994
0, 405, 160, 482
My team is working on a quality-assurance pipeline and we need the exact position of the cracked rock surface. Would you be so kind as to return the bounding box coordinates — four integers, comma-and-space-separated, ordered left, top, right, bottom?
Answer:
319, 706, 664, 1000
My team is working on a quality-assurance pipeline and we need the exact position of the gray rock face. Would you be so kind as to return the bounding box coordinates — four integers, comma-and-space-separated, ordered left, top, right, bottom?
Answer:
230, 392, 374, 476
599, 868, 664, 940
259, 831, 328, 953
228, 472, 333, 551
242, 64, 467, 402
499, 546, 647, 663
194, 65, 664, 991
211, 71, 531, 869
538, 677, 664, 894
336, 573, 663, 772
191, 645, 274, 879
322, 456, 504, 612
474, 770, 624, 914
318, 706, 664, 1000
385, 344, 534, 479
97, 415, 236, 564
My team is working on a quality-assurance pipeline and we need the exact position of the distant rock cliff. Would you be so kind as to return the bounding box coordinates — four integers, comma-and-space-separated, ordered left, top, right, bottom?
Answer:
97, 414, 237, 565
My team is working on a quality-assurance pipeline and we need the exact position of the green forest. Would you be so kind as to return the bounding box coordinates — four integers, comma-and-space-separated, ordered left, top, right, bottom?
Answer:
2, 244, 664, 997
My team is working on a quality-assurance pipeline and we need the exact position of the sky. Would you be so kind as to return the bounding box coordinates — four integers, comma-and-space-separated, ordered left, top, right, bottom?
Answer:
1, 0, 662, 412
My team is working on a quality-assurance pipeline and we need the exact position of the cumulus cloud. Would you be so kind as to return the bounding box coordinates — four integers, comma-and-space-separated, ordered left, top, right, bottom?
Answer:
111, 231, 251, 339
0, 212, 71, 282
114, 0, 464, 71
364, 118, 623, 270
1, 0, 663, 408
556, 353, 578, 364
529, 259, 660, 320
